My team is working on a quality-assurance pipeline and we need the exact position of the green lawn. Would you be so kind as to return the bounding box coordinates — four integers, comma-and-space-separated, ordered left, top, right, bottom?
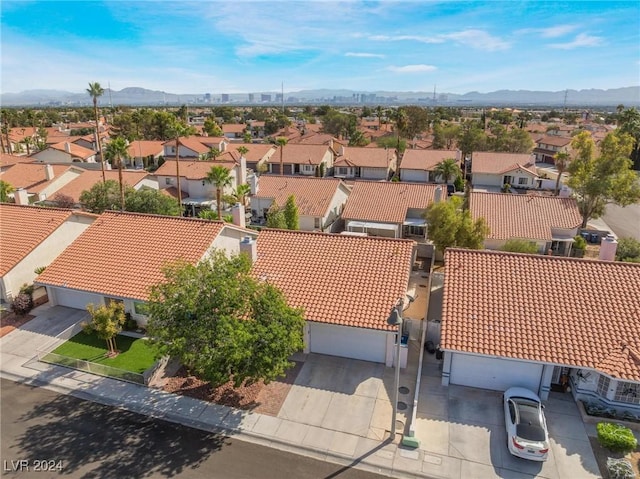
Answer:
50, 331, 158, 374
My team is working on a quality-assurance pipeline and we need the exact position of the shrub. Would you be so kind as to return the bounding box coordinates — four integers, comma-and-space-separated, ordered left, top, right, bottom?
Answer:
11, 293, 34, 316
573, 235, 587, 251
19, 283, 34, 298
597, 422, 638, 453
606, 458, 635, 479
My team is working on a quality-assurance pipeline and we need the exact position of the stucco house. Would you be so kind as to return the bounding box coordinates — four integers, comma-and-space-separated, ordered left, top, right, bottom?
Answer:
440, 249, 640, 415
0, 163, 84, 204
162, 137, 211, 158
265, 144, 334, 176
31, 141, 97, 163
216, 143, 276, 173
249, 176, 350, 231
470, 192, 582, 255
341, 181, 439, 239
333, 146, 396, 180
127, 140, 164, 169
251, 229, 416, 364
533, 135, 572, 164
0, 204, 95, 303
470, 152, 538, 190
399, 150, 461, 183
36, 212, 258, 325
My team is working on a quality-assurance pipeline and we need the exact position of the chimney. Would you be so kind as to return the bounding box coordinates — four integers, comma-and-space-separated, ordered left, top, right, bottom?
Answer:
599, 234, 618, 262
45, 164, 54, 181
239, 155, 247, 185
339, 145, 346, 156
559, 185, 570, 198
249, 174, 259, 195
220, 141, 227, 152
64, 142, 71, 153
14, 188, 29, 205
239, 236, 257, 262
434, 185, 443, 203
231, 203, 246, 228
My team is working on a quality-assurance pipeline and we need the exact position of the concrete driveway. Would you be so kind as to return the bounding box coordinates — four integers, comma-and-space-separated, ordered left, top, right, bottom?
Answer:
278, 354, 407, 445
414, 356, 601, 478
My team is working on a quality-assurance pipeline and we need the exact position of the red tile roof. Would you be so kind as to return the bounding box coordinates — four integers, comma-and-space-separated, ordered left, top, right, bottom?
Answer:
218, 143, 275, 162
471, 152, 536, 175
535, 135, 572, 148
36, 212, 226, 300
0, 163, 75, 193
266, 144, 331, 165
0, 204, 83, 276
400, 150, 458, 171
442, 249, 640, 381
222, 124, 246, 134
252, 176, 347, 217
54, 170, 150, 202
342, 181, 438, 224
50, 141, 96, 159
127, 140, 164, 158
0, 154, 35, 168
253, 230, 415, 330
162, 137, 210, 155
155, 160, 237, 180
335, 147, 395, 169
470, 192, 582, 240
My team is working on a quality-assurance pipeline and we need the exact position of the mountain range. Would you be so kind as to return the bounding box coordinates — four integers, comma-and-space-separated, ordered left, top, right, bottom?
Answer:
1, 86, 638, 107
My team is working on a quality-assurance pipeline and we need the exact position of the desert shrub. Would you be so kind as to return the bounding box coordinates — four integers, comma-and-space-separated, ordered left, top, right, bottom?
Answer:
11, 293, 34, 316
597, 422, 638, 453
606, 457, 635, 479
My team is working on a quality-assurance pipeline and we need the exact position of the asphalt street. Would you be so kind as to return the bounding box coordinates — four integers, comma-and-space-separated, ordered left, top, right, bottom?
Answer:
0, 379, 389, 479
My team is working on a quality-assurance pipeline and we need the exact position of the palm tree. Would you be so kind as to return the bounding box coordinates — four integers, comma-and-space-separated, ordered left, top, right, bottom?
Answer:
167, 120, 194, 211
206, 165, 233, 221
236, 145, 249, 158
21, 136, 33, 155
394, 108, 408, 155
104, 137, 130, 211
205, 147, 221, 161
553, 151, 571, 196
275, 137, 288, 175
434, 158, 461, 184
87, 82, 106, 183
376, 106, 383, 130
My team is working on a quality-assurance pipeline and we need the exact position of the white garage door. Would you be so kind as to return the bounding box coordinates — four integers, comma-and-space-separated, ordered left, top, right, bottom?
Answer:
308, 322, 387, 363
52, 287, 103, 311
450, 353, 543, 392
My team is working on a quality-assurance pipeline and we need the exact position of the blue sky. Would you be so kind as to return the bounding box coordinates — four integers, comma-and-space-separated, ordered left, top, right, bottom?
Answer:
1, 1, 638, 95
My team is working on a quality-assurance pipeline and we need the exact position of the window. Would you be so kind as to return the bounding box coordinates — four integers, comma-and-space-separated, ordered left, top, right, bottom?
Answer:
165, 177, 173, 185
518, 178, 528, 185
302, 164, 315, 173
596, 374, 610, 397
337, 167, 348, 176
614, 382, 640, 405
314, 218, 321, 229
133, 302, 149, 316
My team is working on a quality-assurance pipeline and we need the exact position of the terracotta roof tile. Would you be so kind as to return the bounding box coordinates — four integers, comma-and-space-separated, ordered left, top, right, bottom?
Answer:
441, 249, 640, 382
50, 141, 96, 159
335, 147, 396, 168
217, 143, 276, 162
471, 152, 536, 175
222, 124, 246, 134
0, 163, 75, 193
266, 144, 331, 165
127, 140, 164, 158
155, 160, 237, 180
535, 135, 572, 147
161, 137, 210, 155
400, 150, 459, 171
470, 192, 582, 241
55, 170, 150, 202
0, 154, 35, 168
342, 181, 438, 224
36, 212, 226, 300
252, 230, 415, 330
252, 176, 347, 217
0, 204, 78, 276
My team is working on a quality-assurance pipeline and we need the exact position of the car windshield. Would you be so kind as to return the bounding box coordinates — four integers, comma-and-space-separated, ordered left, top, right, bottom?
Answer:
513, 398, 546, 442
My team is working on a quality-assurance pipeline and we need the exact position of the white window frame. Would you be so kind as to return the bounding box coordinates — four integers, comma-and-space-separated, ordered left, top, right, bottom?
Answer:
165, 177, 173, 185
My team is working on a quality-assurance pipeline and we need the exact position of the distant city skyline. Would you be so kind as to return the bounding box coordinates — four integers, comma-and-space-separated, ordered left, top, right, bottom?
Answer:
2, 1, 639, 95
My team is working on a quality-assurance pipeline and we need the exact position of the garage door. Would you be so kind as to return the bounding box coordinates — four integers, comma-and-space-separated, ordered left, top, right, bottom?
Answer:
450, 353, 543, 392
308, 322, 387, 363
52, 287, 103, 311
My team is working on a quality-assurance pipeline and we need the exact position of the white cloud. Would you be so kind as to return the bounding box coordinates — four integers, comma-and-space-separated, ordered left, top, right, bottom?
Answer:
387, 64, 437, 73
369, 34, 444, 44
345, 52, 385, 58
549, 33, 603, 49
516, 24, 578, 38
370, 29, 509, 51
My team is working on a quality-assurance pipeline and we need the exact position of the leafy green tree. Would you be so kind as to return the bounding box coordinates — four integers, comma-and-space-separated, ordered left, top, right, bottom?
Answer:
616, 107, 640, 170
402, 106, 430, 140
104, 136, 130, 210
457, 121, 487, 159
243, 132, 253, 143
500, 239, 538, 254
125, 188, 180, 216
283, 195, 299, 230
0, 180, 14, 202
320, 110, 355, 138
50, 192, 76, 209
206, 165, 233, 221
553, 151, 571, 196
348, 130, 369, 147
424, 196, 489, 252
434, 158, 461, 184
568, 131, 640, 228
275, 137, 288, 175
394, 108, 408, 154
146, 252, 305, 387
504, 127, 534, 153
83, 301, 127, 355
376, 136, 406, 153
79, 180, 125, 213
266, 204, 287, 229
615, 237, 640, 263
87, 82, 106, 183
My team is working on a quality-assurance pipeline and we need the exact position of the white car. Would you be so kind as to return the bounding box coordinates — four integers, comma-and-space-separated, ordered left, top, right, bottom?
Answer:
503, 387, 550, 461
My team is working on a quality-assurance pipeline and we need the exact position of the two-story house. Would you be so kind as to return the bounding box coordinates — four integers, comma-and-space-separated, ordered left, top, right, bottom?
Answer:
31, 141, 97, 163
265, 144, 334, 176
333, 146, 396, 180
533, 135, 572, 164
